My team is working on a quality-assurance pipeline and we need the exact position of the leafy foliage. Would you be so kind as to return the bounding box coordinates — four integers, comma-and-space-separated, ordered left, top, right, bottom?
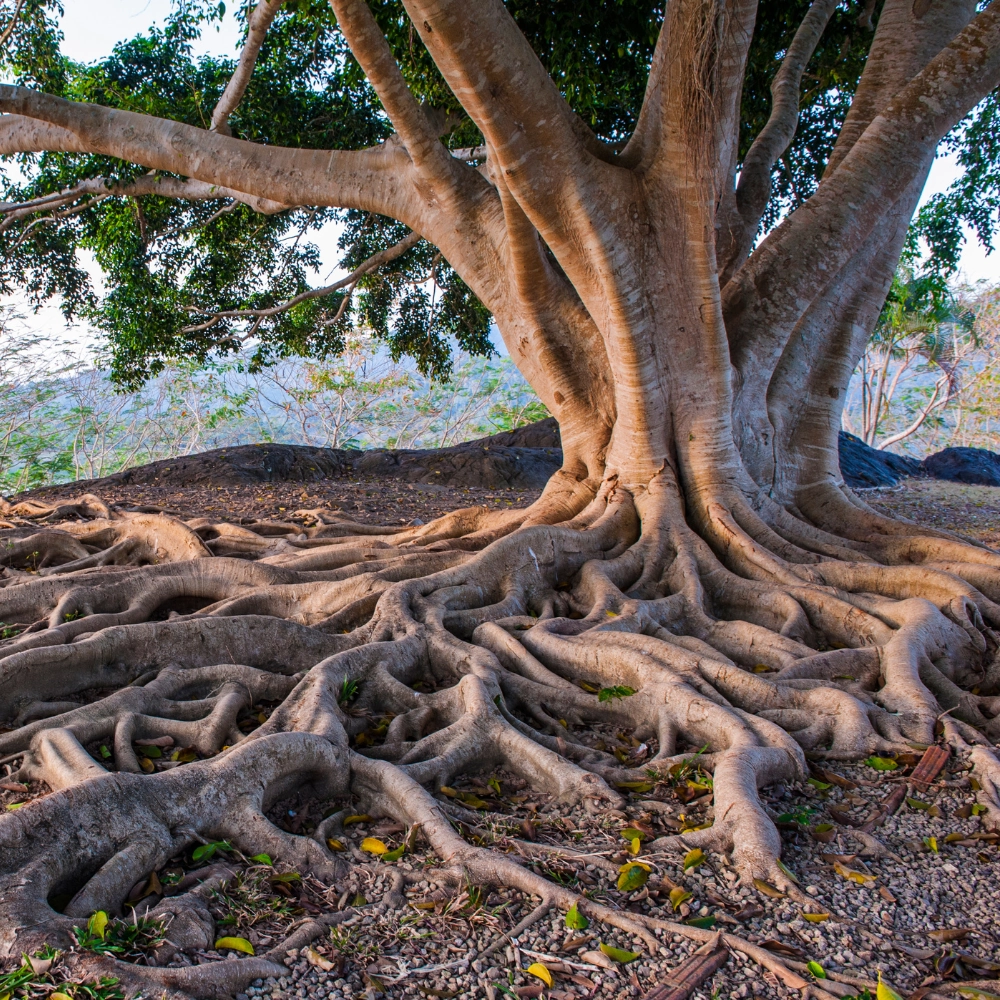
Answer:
908, 90, 1000, 281
0, 0, 995, 386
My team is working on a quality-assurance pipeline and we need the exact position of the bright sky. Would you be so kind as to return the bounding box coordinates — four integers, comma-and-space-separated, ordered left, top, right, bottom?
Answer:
3, 3, 997, 353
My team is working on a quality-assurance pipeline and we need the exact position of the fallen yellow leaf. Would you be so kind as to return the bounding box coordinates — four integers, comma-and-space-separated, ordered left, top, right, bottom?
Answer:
361, 837, 388, 855
215, 936, 254, 955
526, 963, 554, 987
306, 947, 334, 971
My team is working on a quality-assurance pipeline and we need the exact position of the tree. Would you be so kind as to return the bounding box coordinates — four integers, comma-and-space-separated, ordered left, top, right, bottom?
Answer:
845, 268, 976, 449
2, 0, 1000, 993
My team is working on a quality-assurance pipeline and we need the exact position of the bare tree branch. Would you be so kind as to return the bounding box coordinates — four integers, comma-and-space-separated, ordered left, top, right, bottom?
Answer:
179, 230, 421, 334
0, 0, 25, 50
211, 0, 284, 135
330, 0, 454, 179
0, 174, 291, 236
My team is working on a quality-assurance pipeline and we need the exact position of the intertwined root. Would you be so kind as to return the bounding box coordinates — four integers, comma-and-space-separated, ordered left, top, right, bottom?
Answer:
1, 484, 999, 996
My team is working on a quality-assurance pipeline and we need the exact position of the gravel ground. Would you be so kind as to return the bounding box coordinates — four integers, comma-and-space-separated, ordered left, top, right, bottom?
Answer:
208, 750, 999, 1000
4, 477, 1000, 999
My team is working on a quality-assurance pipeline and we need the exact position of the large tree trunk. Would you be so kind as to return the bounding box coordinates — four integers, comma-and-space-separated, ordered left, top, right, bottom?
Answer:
2, 0, 1000, 992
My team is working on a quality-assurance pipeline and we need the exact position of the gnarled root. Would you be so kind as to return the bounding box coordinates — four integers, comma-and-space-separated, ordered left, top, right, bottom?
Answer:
1, 481, 999, 995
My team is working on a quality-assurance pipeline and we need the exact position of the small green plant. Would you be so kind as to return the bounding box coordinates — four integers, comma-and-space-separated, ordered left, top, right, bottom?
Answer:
597, 685, 635, 703
338, 676, 359, 706
776, 804, 818, 825
62, 610, 83, 622
72, 910, 166, 961
0, 945, 125, 1000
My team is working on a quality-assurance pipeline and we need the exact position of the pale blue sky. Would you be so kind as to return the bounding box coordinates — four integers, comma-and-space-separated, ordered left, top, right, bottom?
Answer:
3, 3, 996, 351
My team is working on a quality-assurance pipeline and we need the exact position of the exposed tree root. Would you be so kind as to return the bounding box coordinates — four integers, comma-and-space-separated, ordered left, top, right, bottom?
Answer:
1, 484, 999, 997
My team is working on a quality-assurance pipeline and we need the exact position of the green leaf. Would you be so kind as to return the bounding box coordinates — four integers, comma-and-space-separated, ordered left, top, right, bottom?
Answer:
615, 780, 654, 792
685, 916, 716, 929
865, 756, 898, 771
136, 745, 161, 759
806, 777, 832, 790
192, 840, 231, 862
383, 844, 406, 862
617, 863, 651, 892
682, 848, 705, 871
807, 960, 826, 979
599, 943, 640, 963
597, 685, 636, 703
776, 859, 800, 884
250, 853, 272, 865
565, 903, 589, 930
669, 887, 692, 911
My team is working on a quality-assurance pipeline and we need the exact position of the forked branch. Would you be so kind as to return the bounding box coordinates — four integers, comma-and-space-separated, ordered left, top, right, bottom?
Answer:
179, 229, 421, 334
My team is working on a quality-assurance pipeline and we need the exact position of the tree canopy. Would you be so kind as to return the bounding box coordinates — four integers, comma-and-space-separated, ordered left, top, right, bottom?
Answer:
3, 0, 993, 389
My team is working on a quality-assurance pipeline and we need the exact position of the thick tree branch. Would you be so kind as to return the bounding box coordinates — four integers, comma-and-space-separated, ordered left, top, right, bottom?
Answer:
824, 0, 978, 179
329, 0, 454, 179
0, 88, 414, 222
725, 1, 1000, 399
397, 0, 605, 222
211, 0, 284, 135
717, 0, 839, 283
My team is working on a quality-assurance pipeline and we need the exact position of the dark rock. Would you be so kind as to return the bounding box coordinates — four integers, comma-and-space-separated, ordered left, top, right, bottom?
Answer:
838, 431, 923, 488
922, 446, 1000, 487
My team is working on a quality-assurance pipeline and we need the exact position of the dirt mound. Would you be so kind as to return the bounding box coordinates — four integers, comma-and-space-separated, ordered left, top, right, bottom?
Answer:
90, 419, 563, 491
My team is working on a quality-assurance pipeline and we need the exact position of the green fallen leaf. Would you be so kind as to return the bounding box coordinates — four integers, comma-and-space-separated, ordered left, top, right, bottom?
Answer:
617, 862, 651, 892
565, 903, 589, 930
136, 745, 161, 759
776, 859, 800, 884
865, 756, 898, 771
599, 943, 640, 963
250, 853, 272, 865
682, 848, 705, 871
806, 777, 832, 790
598, 685, 636, 703
956, 988, 1000, 1000
685, 916, 716, 929
615, 781, 654, 793
878, 972, 905, 1000
669, 887, 692, 911
192, 840, 231, 862
383, 844, 406, 862
807, 960, 826, 979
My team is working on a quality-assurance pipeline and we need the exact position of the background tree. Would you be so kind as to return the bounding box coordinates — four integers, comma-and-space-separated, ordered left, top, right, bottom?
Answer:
2, 2, 1000, 994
